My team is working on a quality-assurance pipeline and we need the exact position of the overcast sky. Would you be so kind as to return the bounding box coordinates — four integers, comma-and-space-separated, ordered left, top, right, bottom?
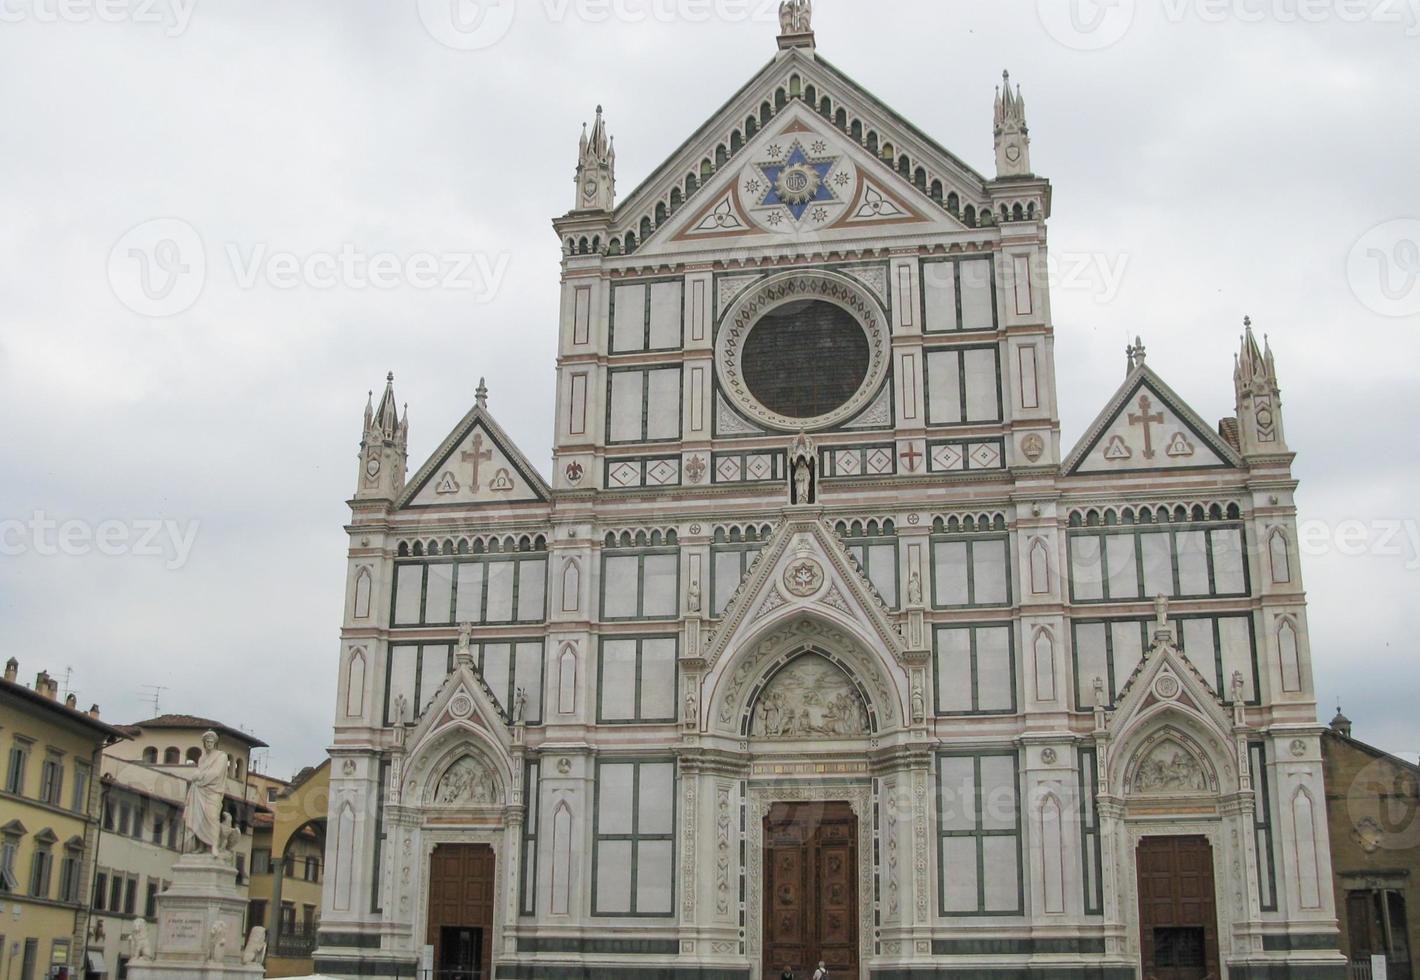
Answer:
2, 0, 1417, 778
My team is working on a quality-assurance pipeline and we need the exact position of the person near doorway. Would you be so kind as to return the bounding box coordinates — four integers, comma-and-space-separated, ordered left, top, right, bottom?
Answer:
813, 961, 830, 980
781, 966, 796, 980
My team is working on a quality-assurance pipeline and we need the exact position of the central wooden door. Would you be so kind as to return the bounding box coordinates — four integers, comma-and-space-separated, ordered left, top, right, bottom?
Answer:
764, 802, 858, 980
428, 843, 496, 980
1137, 836, 1220, 980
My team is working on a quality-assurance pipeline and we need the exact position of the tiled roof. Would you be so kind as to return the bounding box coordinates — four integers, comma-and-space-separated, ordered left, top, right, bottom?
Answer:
124, 714, 268, 748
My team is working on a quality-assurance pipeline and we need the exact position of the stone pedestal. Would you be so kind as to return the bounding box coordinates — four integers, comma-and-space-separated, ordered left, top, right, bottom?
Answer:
128, 853, 263, 980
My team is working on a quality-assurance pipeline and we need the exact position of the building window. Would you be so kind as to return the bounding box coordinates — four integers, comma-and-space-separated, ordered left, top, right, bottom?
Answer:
58, 850, 82, 904
592, 760, 676, 916
248, 899, 268, 931
141, 747, 158, 764
600, 549, 679, 621
5, 740, 30, 796
102, 799, 115, 831
520, 761, 539, 917
163, 747, 181, 765
611, 279, 683, 353
38, 755, 64, 806
932, 624, 1016, 715
28, 841, 54, 899
145, 879, 160, 918
71, 763, 90, 814
921, 255, 998, 333
152, 817, 164, 845
391, 555, 547, 628
838, 521, 901, 608
925, 345, 1003, 425
302, 904, 317, 935
936, 752, 1023, 915
606, 365, 682, 444
1347, 889, 1412, 980
251, 849, 271, 875
931, 533, 1011, 608
110, 874, 123, 912
117, 803, 131, 837
304, 858, 320, 883
1078, 748, 1103, 915
280, 902, 296, 933
93, 870, 108, 910
1068, 523, 1250, 603
124, 874, 138, 914
597, 637, 678, 724
1250, 743, 1278, 912
0, 832, 20, 892
1072, 614, 1258, 708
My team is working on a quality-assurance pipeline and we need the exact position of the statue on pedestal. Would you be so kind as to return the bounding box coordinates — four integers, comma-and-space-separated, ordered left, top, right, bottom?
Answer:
779, 0, 812, 34
183, 731, 229, 855
128, 917, 152, 962
208, 921, 229, 963
241, 926, 267, 966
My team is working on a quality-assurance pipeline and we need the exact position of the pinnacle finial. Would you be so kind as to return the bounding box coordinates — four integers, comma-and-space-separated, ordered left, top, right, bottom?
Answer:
1244, 315, 1253, 330
476, 377, 489, 410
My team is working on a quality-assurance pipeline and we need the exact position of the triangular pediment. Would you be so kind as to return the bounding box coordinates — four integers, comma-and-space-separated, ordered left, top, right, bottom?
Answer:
704, 516, 907, 669
640, 103, 968, 256
1107, 621, 1235, 748
608, 48, 1005, 259
1064, 366, 1242, 476
403, 645, 515, 759
399, 405, 550, 509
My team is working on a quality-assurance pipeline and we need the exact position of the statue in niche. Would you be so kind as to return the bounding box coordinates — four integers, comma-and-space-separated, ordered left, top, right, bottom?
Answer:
752, 654, 869, 738
1133, 741, 1208, 794
793, 457, 813, 505
1231, 670, 1247, 704
1092, 676, 1108, 709
907, 570, 923, 606
435, 757, 500, 806
789, 432, 816, 505
393, 694, 409, 725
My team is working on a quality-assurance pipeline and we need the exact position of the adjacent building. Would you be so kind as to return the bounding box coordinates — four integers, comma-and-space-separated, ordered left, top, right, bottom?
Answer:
317, 7, 1344, 980
0, 659, 125, 980
1323, 713, 1419, 980
248, 761, 330, 978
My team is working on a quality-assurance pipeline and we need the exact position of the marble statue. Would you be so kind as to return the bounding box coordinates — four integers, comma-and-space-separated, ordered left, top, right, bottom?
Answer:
907, 570, 923, 606
1154, 594, 1170, 634
514, 687, 528, 725
128, 917, 152, 962
752, 655, 869, 738
217, 812, 242, 863
393, 693, 409, 725
1092, 676, 1108, 709
687, 579, 702, 613
780, 0, 812, 33
1231, 669, 1247, 704
793, 458, 812, 505
208, 920, 229, 963
183, 731, 228, 855
241, 925, 268, 966
685, 687, 699, 725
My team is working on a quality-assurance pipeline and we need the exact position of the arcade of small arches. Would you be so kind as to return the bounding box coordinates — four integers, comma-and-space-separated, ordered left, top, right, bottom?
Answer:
140, 744, 247, 779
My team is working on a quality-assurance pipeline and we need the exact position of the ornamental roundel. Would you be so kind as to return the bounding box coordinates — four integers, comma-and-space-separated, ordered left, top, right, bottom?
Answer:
449, 693, 475, 719
783, 558, 826, 598
1153, 674, 1181, 701
716, 270, 891, 432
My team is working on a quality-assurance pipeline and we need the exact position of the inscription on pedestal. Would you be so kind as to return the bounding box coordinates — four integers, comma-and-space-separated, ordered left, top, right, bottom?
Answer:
162, 911, 206, 953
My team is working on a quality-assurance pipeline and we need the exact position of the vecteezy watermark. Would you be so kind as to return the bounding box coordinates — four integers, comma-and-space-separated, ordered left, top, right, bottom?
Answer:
1345, 757, 1420, 853
1297, 518, 1420, 570
108, 218, 207, 318
1162, 0, 1420, 34
0, 0, 197, 36
107, 219, 511, 316
417, 0, 780, 51
0, 512, 200, 571
1037, 0, 1138, 51
1347, 218, 1420, 318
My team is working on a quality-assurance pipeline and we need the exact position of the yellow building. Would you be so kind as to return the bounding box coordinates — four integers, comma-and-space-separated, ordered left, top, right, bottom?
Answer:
247, 762, 329, 978
0, 658, 126, 980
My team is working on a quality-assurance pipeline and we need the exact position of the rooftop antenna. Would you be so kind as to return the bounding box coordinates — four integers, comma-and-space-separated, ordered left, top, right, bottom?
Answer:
140, 684, 169, 716
60, 666, 76, 701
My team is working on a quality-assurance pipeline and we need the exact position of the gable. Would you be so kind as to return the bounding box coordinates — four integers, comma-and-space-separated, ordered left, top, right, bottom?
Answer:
609, 48, 1003, 259
400, 410, 550, 509
1066, 368, 1241, 476
642, 103, 965, 257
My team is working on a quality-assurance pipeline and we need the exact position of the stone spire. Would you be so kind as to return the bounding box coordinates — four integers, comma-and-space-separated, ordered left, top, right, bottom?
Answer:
994, 69, 1032, 178
356, 372, 409, 501
575, 105, 616, 212
1233, 316, 1287, 455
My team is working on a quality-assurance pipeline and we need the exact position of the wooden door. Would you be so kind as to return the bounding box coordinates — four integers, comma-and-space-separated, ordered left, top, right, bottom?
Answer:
1137, 836, 1220, 980
428, 843, 496, 980
764, 802, 858, 980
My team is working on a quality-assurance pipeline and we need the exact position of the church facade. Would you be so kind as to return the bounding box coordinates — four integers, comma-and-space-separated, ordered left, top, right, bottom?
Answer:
314, 9, 1344, 980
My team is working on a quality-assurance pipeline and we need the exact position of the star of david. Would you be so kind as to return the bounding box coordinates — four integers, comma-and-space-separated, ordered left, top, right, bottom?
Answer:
756, 141, 838, 222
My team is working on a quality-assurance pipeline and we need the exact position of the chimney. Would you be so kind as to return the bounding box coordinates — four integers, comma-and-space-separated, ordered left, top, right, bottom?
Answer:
88, 705, 101, 720
3, 658, 16, 684
65, 694, 77, 710
35, 671, 58, 700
